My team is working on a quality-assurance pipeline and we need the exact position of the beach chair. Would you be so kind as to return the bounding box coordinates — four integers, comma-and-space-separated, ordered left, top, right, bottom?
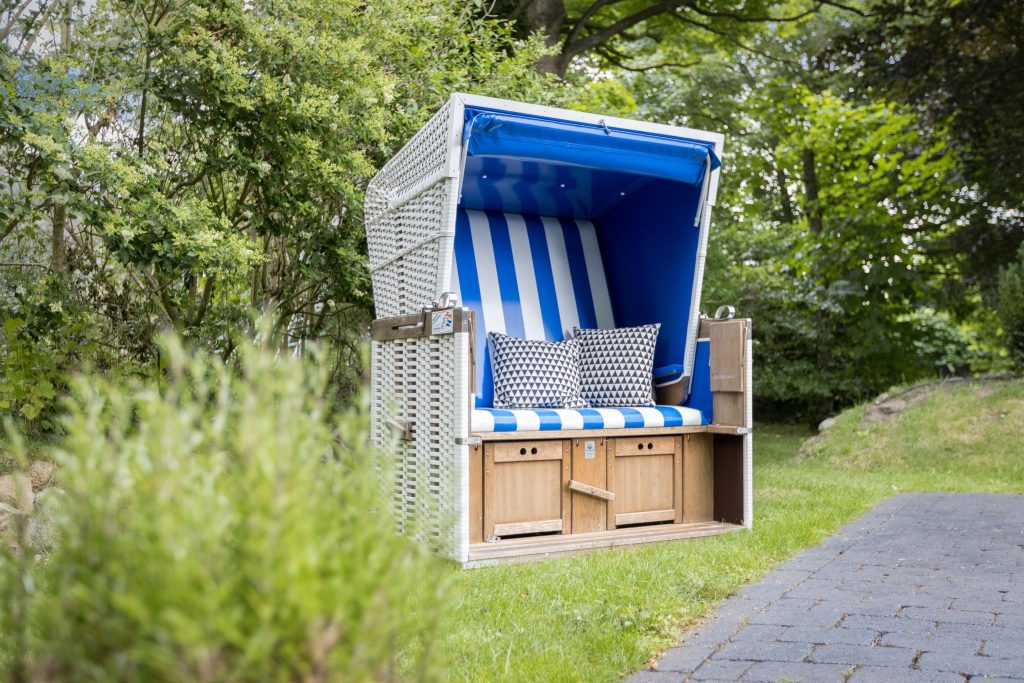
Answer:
367, 94, 752, 566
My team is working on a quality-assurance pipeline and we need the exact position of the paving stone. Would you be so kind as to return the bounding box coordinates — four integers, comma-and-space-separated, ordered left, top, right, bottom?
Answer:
916, 651, 1024, 678
995, 612, 1024, 629
809, 643, 916, 668
840, 614, 935, 635
728, 624, 784, 643
626, 494, 1024, 683
901, 606, 997, 625
740, 661, 851, 682
847, 665, 964, 682
951, 598, 1024, 615
652, 644, 710, 673
932, 621, 1024, 642
689, 658, 753, 680
712, 639, 812, 663
777, 626, 879, 646
982, 638, 1024, 659
877, 632, 979, 654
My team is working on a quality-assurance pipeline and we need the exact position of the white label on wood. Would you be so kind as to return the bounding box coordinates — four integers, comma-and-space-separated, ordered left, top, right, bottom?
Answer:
584, 440, 596, 460
431, 308, 454, 335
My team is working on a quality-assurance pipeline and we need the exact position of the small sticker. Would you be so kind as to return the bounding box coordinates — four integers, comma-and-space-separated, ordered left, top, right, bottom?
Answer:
431, 309, 454, 335
584, 440, 596, 460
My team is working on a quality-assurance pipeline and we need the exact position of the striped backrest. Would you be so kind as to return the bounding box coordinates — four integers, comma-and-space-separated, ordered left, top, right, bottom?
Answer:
452, 208, 615, 407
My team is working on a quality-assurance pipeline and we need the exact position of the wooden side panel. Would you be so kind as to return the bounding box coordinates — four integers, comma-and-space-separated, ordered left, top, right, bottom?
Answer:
713, 435, 745, 525
561, 440, 572, 535
709, 320, 745, 392
673, 436, 684, 524
683, 432, 714, 523
571, 437, 608, 534
709, 319, 748, 427
712, 393, 746, 429
469, 444, 483, 544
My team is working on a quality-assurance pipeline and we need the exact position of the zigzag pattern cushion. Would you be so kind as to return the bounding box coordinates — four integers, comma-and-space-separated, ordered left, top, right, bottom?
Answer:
574, 324, 660, 407
471, 405, 706, 432
489, 332, 587, 409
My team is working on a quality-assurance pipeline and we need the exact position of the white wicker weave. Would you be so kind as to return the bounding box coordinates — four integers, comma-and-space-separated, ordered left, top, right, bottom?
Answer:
370, 322, 470, 560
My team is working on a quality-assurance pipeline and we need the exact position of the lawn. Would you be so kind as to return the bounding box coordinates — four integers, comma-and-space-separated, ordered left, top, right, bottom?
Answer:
441, 379, 1024, 682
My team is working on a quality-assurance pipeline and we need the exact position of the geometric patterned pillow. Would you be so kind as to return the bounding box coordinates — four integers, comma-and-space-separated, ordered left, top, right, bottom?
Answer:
488, 332, 588, 409
572, 324, 660, 407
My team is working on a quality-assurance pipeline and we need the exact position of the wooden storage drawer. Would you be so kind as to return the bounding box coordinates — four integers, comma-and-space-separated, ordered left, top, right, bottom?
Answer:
483, 440, 569, 540
608, 435, 682, 528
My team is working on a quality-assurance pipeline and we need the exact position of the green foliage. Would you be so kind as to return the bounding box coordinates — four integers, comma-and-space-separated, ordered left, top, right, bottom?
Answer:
0, 274, 104, 429
836, 0, 1024, 294
1, 0, 555, 426
624, 8, 1000, 421
0, 337, 447, 682
996, 244, 1024, 368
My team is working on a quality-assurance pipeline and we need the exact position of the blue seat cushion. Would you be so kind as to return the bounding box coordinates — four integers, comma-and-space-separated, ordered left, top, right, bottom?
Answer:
471, 405, 706, 433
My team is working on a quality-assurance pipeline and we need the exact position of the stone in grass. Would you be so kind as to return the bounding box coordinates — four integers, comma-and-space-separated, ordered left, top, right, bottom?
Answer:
0, 472, 34, 511
28, 460, 56, 491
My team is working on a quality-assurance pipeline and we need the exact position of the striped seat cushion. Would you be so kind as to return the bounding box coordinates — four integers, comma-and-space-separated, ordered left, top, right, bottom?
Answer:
452, 208, 615, 408
471, 405, 706, 433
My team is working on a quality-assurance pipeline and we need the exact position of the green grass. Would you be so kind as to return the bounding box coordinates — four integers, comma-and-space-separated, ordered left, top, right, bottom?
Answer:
442, 379, 1024, 682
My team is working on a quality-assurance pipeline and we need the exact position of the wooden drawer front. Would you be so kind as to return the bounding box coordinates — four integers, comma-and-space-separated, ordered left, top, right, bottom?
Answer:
492, 460, 562, 525
494, 440, 563, 463
484, 441, 570, 539
613, 454, 675, 515
614, 435, 677, 457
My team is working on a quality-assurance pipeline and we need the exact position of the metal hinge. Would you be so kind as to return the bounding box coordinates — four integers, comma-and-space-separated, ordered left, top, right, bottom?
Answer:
455, 436, 482, 446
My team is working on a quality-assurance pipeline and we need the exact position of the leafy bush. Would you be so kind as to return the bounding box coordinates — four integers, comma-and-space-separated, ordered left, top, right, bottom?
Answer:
0, 274, 103, 431
997, 243, 1024, 368
0, 337, 447, 682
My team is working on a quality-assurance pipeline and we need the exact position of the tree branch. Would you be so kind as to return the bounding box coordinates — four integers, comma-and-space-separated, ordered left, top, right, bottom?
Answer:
564, 0, 629, 49
680, 0, 822, 24
595, 45, 700, 72
564, 1, 685, 62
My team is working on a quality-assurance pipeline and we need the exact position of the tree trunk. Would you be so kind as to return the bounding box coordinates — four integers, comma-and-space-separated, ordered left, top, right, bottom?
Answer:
773, 150, 795, 225
514, 0, 568, 74
50, 204, 66, 273
802, 147, 835, 428
50, 0, 71, 274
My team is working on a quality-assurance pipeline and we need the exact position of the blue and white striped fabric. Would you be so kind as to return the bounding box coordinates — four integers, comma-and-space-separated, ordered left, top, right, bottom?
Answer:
471, 405, 706, 433
452, 208, 614, 408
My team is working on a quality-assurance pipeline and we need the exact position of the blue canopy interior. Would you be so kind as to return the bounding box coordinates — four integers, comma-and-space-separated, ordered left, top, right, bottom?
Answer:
455, 106, 719, 409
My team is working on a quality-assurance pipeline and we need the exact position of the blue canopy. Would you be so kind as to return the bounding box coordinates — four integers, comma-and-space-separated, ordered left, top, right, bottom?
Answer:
463, 109, 721, 187
453, 103, 721, 408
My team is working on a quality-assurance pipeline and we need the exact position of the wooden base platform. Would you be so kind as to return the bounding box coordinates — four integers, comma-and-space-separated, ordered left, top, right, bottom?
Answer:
465, 520, 743, 567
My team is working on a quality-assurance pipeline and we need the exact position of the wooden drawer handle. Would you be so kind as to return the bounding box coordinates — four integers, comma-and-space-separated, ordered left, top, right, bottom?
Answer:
568, 480, 615, 501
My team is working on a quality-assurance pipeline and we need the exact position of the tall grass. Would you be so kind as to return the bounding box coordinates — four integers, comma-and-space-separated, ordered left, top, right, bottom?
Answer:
0, 337, 447, 682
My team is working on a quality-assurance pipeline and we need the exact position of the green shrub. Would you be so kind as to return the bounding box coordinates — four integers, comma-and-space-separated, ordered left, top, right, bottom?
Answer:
0, 337, 447, 682
997, 243, 1024, 368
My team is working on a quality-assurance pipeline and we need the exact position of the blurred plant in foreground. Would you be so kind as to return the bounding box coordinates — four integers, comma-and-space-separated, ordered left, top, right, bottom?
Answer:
0, 335, 447, 682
